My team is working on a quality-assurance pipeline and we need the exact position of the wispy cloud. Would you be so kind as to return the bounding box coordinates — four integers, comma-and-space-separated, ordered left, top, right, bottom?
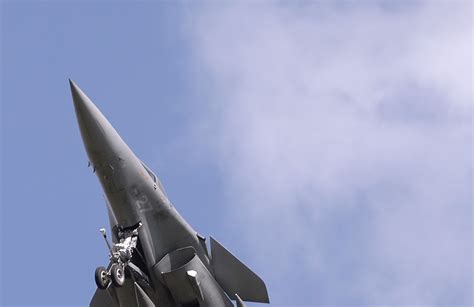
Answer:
183, 2, 472, 305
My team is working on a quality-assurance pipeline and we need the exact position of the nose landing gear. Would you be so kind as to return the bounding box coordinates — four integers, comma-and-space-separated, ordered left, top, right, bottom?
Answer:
94, 224, 141, 289
94, 262, 126, 289
111, 263, 125, 286
95, 266, 110, 289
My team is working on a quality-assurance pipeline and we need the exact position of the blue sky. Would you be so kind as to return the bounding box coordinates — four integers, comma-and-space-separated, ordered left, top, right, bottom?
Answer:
1, 1, 472, 306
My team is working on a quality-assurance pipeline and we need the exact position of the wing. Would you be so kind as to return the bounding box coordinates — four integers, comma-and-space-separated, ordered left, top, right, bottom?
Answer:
90, 280, 155, 307
90, 288, 118, 307
210, 237, 269, 303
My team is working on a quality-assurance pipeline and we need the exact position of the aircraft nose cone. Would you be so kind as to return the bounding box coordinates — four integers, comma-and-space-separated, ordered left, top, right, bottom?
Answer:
70, 79, 142, 227
69, 79, 129, 164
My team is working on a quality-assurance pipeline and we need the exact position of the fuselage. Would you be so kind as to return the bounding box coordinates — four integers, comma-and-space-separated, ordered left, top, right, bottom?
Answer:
96, 138, 210, 270
71, 80, 267, 307
70, 79, 212, 287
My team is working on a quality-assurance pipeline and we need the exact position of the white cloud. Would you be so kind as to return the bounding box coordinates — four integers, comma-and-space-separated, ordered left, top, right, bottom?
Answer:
184, 2, 472, 305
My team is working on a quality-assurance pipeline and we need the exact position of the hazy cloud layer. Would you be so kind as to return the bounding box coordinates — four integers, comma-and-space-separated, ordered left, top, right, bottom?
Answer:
184, 2, 472, 305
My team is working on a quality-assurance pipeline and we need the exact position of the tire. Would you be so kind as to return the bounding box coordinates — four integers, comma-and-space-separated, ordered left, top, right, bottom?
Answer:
111, 263, 125, 287
95, 266, 109, 289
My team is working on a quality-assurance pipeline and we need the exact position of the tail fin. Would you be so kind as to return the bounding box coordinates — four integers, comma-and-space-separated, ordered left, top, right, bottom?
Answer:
210, 237, 269, 303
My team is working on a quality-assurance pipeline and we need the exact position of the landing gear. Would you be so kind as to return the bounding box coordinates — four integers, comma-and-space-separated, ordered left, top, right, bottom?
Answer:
95, 266, 110, 289
111, 263, 125, 287
94, 263, 125, 289
94, 223, 141, 289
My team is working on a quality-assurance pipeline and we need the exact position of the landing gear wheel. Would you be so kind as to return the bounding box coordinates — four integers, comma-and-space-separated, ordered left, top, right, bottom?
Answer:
111, 263, 125, 287
95, 266, 110, 289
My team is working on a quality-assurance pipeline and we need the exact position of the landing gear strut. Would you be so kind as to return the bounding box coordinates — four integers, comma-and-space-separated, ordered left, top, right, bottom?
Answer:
94, 223, 141, 289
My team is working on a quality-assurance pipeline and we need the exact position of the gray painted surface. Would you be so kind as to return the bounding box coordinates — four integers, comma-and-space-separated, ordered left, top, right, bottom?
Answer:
69, 80, 269, 307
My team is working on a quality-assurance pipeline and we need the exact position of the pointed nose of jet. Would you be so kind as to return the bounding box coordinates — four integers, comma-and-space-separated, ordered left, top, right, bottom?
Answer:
69, 79, 131, 164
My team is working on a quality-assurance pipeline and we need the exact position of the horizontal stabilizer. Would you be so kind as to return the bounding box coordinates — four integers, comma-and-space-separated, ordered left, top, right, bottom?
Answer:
210, 237, 269, 303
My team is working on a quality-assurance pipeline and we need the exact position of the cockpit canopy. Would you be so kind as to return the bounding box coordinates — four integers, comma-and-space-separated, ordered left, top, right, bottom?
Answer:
140, 161, 167, 196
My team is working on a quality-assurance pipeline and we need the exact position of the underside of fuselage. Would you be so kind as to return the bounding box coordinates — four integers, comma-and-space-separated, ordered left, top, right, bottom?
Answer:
69, 79, 269, 307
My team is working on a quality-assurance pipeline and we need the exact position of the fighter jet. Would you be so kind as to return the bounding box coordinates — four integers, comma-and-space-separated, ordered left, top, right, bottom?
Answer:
69, 80, 269, 307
